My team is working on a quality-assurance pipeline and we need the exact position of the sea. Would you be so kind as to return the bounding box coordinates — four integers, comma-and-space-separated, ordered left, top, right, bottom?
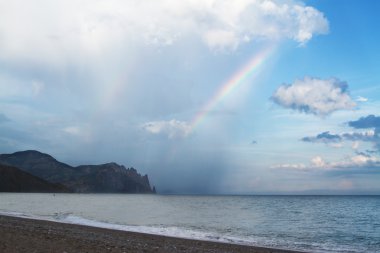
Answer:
0, 194, 379, 253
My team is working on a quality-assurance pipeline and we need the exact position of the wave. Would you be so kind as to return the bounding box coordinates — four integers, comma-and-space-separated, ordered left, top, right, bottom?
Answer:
0, 210, 365, 253
0, 210, 255, 247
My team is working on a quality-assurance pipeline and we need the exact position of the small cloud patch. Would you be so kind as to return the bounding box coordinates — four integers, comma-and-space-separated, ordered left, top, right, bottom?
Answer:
142, 119, 191, 139
356, 96, 368, 102
302, 131, 342, 143
273, 154, 380, 171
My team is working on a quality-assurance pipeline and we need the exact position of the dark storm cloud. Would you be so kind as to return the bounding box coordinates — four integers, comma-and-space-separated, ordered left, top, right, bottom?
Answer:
302, 131, 376, 144
302, 115, 380, 153
302, 131, 380, 153
348, 115, 380, 152
348, 115, 380, 129
302, 131, 342, 143
341, 132, 377, 142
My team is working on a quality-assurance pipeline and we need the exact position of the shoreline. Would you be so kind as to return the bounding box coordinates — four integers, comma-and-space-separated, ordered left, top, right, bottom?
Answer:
0, 215, 305, 253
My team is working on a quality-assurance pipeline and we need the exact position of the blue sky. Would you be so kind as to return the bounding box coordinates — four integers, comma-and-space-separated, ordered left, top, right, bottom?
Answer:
1, 0, 379, 193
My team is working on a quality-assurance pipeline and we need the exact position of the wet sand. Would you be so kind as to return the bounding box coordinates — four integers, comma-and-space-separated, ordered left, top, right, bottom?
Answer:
0, 215, 304, 253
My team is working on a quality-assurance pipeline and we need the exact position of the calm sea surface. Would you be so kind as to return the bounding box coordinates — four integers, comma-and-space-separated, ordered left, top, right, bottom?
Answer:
0, 194, 379, 252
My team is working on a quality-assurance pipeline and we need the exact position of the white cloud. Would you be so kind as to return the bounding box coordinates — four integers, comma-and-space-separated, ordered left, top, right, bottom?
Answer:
311, 156, 325, 167
63, 126, 81, 136
142, 120, 191, 139
356, 96, 368, 102
204, 30, 240, 51
272, 77, 356, 116
271, 163, 306, 170
273, 154, 380, 171
0, 0, 328, 64
349, 154, 380, 166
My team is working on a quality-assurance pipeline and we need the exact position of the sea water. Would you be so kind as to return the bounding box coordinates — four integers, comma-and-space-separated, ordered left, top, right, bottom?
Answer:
0, 194, 379, 252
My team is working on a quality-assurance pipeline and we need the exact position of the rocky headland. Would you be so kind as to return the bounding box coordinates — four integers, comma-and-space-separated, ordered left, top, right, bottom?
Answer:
0, 150, 155, 193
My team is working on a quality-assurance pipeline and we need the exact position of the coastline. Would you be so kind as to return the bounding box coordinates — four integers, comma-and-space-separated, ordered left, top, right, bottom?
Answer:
0, 215, 304, 253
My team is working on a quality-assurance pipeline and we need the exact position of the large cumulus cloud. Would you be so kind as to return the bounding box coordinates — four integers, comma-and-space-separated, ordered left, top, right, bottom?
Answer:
0, 0, 330, 193
0, 0, 329, 64
271, 77, 356, 116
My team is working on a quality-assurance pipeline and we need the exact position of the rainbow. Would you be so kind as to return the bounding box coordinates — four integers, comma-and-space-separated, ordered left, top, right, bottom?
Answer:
189, 44, 276, 132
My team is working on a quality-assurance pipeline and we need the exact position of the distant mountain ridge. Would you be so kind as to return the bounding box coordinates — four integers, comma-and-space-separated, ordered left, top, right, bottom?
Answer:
0, 164, 70, 193
0, 150, 155, 193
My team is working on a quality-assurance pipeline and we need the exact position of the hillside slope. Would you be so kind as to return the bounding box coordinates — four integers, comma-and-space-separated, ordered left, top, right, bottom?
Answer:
0, 164, 70, 193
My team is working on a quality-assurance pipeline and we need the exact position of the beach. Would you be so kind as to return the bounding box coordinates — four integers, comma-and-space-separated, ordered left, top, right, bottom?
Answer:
0, 215, 302, 253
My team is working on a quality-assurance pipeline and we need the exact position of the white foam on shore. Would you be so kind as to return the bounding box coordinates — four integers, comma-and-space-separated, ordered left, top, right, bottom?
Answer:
0, 210, 360, 253
57, 213, 260, 247
0, 210, 255, 247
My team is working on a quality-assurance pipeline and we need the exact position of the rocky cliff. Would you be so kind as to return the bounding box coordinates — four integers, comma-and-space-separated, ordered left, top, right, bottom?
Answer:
0, 150, 155, 193
66, 163, 153, 193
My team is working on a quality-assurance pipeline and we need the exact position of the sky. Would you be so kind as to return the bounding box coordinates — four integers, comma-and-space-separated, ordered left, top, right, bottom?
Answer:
1, 0, 380, 194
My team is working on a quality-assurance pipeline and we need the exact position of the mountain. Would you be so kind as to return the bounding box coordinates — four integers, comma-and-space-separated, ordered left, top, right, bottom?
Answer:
0, 150, 155, 193
0, 164, 71, 193
0, 150, 78, 183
